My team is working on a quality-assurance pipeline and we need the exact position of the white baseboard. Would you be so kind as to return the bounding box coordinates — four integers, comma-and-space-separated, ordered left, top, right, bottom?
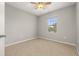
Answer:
5, 37, 37, 47
38, 36, 76, 47
6, 36, 76, 47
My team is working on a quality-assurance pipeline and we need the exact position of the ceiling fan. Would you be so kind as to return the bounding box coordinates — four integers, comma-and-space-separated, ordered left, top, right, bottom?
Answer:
30, 2, 51, 10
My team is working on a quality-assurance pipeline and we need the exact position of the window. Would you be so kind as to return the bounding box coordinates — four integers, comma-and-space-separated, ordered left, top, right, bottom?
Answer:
48, 17, 58, 32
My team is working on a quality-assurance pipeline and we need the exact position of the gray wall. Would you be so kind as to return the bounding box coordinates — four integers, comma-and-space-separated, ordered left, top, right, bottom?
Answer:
0, 2, 5, 35
77, 3, 79, 55
5, 4, 37, 45
38, 5, 76, 45
0, 2, 5, 56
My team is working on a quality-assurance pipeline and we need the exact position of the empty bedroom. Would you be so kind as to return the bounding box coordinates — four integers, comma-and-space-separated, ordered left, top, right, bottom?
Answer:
5, 2, 79, 56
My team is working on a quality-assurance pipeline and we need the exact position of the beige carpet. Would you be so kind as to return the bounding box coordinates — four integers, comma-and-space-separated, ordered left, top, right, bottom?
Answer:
5, 38, 77, 56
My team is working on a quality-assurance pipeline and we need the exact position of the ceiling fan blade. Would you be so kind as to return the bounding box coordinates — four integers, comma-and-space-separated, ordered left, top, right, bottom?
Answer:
30, 2, 37, 4
45, 2, 51, 5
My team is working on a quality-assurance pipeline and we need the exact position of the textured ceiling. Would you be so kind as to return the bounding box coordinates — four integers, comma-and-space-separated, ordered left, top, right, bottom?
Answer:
6, 2, 75, 16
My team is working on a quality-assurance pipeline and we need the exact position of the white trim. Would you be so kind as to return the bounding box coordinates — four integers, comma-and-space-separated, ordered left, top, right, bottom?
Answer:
6, 36, 76, 47
38, 36, 76, 47
5, 37, 37, 47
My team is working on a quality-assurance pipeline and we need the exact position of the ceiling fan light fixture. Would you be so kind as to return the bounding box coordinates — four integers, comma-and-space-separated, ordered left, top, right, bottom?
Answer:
31, 2, 51, 10
35, 3, 45, 9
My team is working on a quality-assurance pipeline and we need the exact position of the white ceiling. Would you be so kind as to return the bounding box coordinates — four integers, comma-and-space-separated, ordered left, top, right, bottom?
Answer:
7, 2, 76, 16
